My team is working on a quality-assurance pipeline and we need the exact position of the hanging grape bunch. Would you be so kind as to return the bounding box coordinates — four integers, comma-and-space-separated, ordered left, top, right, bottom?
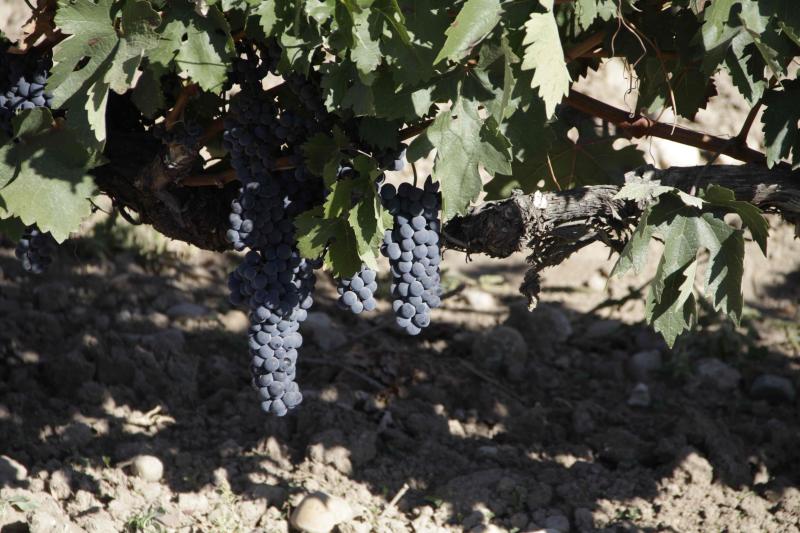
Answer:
0, 47, 58, 273
380, 177, 443, 335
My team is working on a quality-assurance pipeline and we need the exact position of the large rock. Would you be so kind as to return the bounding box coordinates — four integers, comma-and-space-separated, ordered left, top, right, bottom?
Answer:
290, 492, 353, 533
750, 374, 796, 403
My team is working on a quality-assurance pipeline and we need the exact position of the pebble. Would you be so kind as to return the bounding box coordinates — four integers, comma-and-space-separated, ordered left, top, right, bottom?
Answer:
178, 493, 209, 515
472, 325, 528, 378
544, 514, 570, 532
0, 455, 28, 484
166, 302, 211, 318
695, 358, 741, 390
583, 319, 620, 339
290, 492, 353, 533
573, 507, 594, 531
131, 455, 164, 482
139, 328, 186, 354
462, 288, 498, 310
628, 350, 662, 381
627, 383, 651, 407
302, 312, 347, 350
750, 374, 796, 403
505, 302, 572, 352
48, 469, 72, 500
35, 282, 70, 312
526, 482, 553, 510
82, 512, 117, 533
218, 309, 249, 333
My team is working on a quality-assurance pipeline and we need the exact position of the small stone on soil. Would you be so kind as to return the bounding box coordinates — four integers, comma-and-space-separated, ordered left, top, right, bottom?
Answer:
628, 350, 662, 381
627, 382, 651, 407
290, 491, 353, 533
695, 358, 741, 391
0, 455, 27, 484
750, 374, 796, 403
130, 455, 164, 482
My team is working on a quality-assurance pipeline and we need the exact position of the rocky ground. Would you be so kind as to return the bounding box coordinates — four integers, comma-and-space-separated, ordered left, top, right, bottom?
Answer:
0, 218, 799, 533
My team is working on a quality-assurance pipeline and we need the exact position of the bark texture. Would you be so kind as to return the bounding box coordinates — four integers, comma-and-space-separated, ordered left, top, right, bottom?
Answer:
443, 164, 800, 306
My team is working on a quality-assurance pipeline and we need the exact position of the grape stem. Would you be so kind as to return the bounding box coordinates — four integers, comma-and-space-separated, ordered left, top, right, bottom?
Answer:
164, 84, 198, 131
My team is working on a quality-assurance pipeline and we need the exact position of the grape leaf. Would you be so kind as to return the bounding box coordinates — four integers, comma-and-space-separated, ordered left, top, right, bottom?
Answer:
615, 194, 746, 346
255, 0, 278, 35
295, 206, 335, 259
433, 0, 502, 65
575, 0, 599, 30
131, 63, 167, 118
148, 0, 233, 92
761, 79, 800, 169
521, 0, 571, 118
348, 157, 386, 270
49, 0, 160, 150
414, 97, 511, 220
611, 207, 655, 277
383, 0, 449, 86
0, 109, 95, 243
702, 184, 769, 254
350, 8, 383, 76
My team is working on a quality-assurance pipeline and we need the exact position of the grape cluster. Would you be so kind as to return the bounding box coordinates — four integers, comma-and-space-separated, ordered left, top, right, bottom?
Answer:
15, 226, 57, 274
227, 250, 317, 415
0, 50, 59, 274
380, 178, 442, 335
0, 52, 52, 136
337, 267, 378, 314
223, 43, 328, 415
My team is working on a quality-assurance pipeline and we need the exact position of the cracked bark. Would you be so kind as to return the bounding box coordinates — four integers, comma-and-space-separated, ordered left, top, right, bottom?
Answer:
442, 164, 800, 306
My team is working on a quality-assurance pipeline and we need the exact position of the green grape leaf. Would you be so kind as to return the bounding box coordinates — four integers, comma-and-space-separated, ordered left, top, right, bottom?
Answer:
702, 184, 769, 254
0, 109, 95, 243
616, 194, 746, 346
255, 0, 278, 35
419, 97, 511, 220
702, 0, 738, 45
326, 222, 362, 278
611, 207, 656, 277
521, 0, 571, 117
350, 8, 383, 75
295, 206, 335, 260
575, 0, 599, 30
305, 0, 336, 24
615, 177, 705, 209
383, 0, 449, 86
0, 216, 26, 241
49, 0, 160, 150
486, 133, 645, 199
762, 79, 800, 169
645, 256, 699, 347
433, 0, 502, 65
131, 63, 167, 118
303, 127, 350, 177
348, 157, 386, 270
148, 0, 233, 92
